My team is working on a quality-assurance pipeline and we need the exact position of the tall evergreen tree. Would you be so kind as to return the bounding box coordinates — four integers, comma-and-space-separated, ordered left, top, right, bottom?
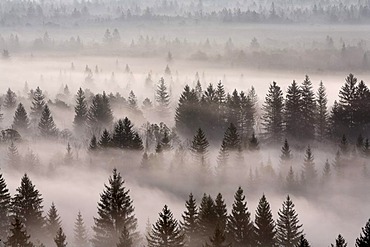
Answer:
73, 88, 88, 133
227, 187, 254, 247
88, 92, 114, 132
296, 235, 310, 247
300, 75, 316, 140
280, 139, 292, 165
254, 194, 276, 247
5, 217, 34, 247
128, 91, 138, 111
38, 105, 58, 137
302, 146, 317, 183
46, 202, 62, 244
217, 123, 241, 167
198, 194, 217, 243
11, 174, 45, 243
356, 219, 370, 247
190, 128, 209, 168
89, 135, 98, 152
276, 195, 303, 247
12, 103, 30, 133
111, 118, 143, 150
99, 129, 112, 149
30, 87, 46, 122
316, 81, 328, 141
204, 225, 231, 247
0, 173, 11, 241
214, 193, 228, 231
3, 88, 17, 110
262, 82, 284, 143
181, 193, 199, 247
54, 227, 67, 247
74, 211, 88, 247
285, 80, 302, 139
147, 205, 185, 247
92, 169, 138, 247
7, 141, 21, 168
156, 77, 170, 117
331, 234, 347, 247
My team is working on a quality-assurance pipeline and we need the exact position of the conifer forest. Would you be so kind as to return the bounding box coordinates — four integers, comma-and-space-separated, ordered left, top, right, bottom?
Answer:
1, 0, 370, 247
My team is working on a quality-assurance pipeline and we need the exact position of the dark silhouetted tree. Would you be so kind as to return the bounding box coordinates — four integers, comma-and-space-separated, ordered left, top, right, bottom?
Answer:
204, 225, 231, 247
316, 81, 328, 141
99, 129, 112, 149
54, 227, 67, 247
302, 146, 317, 183
0, 173, 11, 241
30, 87, 46, 122
156, 78, 170, 118
356, 219, 370, 247
6, 217, 34, 247
190, 128, 209, 168
12, 103, 30, 133
285, 80, 302, 139
46, 202, 62, 243
38, 105, 58, 137
74, 211, 88, 247
215, 193, 227, 231
181, 193, 199, 247
296, 235, 310, 247
88, 92, 113, 132
73, 88, 88, 133
254, 194, 276, 247
300, 75, 316, 140
331, 234, 347, 247
198, 194, 217, 242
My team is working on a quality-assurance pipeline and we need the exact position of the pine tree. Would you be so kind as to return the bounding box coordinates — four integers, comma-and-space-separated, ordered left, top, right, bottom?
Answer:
356, 219, 370, 247
89, 135, 98, 152
262, 82, 284, 143
112, 118, 143, 150
7, 141, 21, 168
214, 193, 227, 231
38, 105, 58, 137
339, 134, 349, 155
147, 205, 185, 247
190, 128, 209, 168
285, 80, 302, 140
12, 103, 30, 132
99, 129, 112, 149
254, 194, 276, 247
296, 235, 310, 247
46, 202, 62, 243
280, 139, 292, 165
88, 92, 114, 131
11, 174, 45, 243
331, 234, 347, 247
217, 123, 241, 167
316, 81, 328, 141
117, 226, 133, 247
181, 193, 199, 247
3, 88, 17, 110
0, 173, 11, 241
302, 146, 317, 183
30, 87, 46, 122
300, 75, 316, 141
204, 225, 231, 247
156, 77, 170, 117
198, 194, 217, 242
74, 211, 88, 247
54, 227, 67, 247
6, 217, 34, 247
276, 195, 303, 247
227, 187, 254, 247
128, 91, 138, 111
73, 88, 88, 133
92, 169, 138, 247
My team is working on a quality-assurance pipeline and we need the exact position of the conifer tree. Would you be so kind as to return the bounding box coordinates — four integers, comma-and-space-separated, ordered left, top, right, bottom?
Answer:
12, 103, 30, 132
285, 80, 302, 139
46, 202, 62, 243
215, 193, 227, 231
286, 166, 296, 189
7, 141, 21, 168
322, 159, 331, 181
356, 219, 370, 247
198, 194, 217, 242
73, 88, 88, 133
0, 173, 11, 241
181, 193, 199, 247
248, 132, 259, 151
254, 194, 276, 247
227, 187, 254, 247
316, 81, 328, 141
190, 128, 209, 168
280, 139, 292, 165
302, 146, 317, 183
204, 225, 231, 247
88, 92, 113, 131
3, 88, 17, 110
296, 235, 310, 247
30, 87, 46, 122
6, 217, 34, 247
12, 174, 45, 243
128, 91, 138, 111
117, 226, 133, 247
92, 169, 138, 247
54, 227, 67, 247
147, 205, 185, 247
38, 105, 58, 137
99, 129, 112, 148
276, 195, 303, 247
331, 234, 347, 247
217, 123, 240, 167
89, 135, 98, 152
112, 118, 143, 150
262, 81, 284, 143
74, 211, 88, 247
65, 143, 73, 163
156, 77, 170, 117
300, 75, 316, 140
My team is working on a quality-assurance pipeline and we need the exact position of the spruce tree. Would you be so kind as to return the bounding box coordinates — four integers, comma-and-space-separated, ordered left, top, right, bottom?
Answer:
7, 141, 21, 168
30, 86, 46, 122
285, 80, 302, 140
12, 103, 30, 132
89, 135, 98, 152
38, 105, 58, 137
0, 173, 11, 241
322, 159, 331, 181
254, 194, 276, 247
316, 81, 328, 141
3, 88, 17, 110
262, 81, 284, 143
12, 174, 45, 243
356, 219, 370, 247
227, 187, 254, 247
331, 234, 347, 247
117, 227, 133, 247
217, 123, 240, 167
54, 227, 67, 247
112, 118, 143, 150
214, 193, 227, 231
99, 129, 112, 148
300, 75, 316, 141
280, 139, 292, 165
296, 235, 310, 247
73, 88, 88, 133
88, 92, 113, 131
302, 146, 317, 183
204, 225, 231, 247
156, 77, 170, 117
276, 195, 303, 247
181, 193, 199, 247
128, 91, 138, 111
190, 128, 209, 168
92, 169, 138, 247
198, 194, 217, 243
147, 205, 185, 247
46, 202, 62, 243
6, 217, 34, 247
74, 211, 89, 247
